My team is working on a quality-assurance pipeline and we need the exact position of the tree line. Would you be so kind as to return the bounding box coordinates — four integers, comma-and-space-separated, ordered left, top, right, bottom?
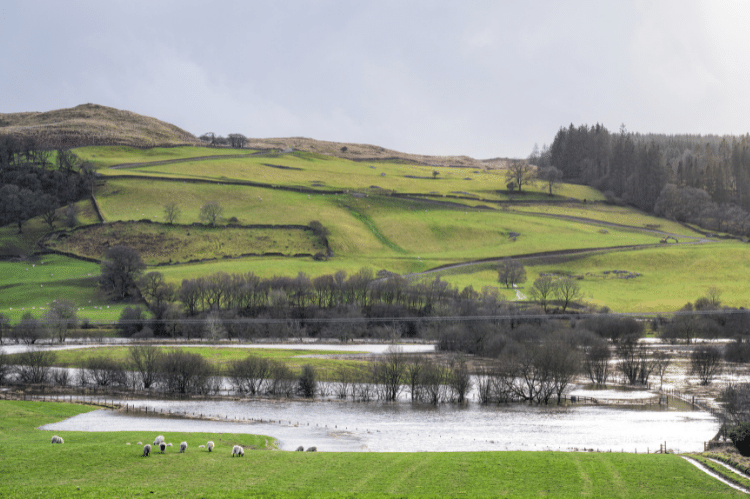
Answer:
0, 135, 93, 237
532, 124, 750, 236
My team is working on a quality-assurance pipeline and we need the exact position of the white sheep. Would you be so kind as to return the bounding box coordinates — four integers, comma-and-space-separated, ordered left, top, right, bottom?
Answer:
137, 441, 143, 445
159, 442, 166, 453
199, 445, 206, 449
207, 441, 214, 452
232, 445, 244, 457
142, 444, 151, 457
154, 435, 165, 446
180, 441, 187, 453
166, 443, 173, 447
51, 436, 64, 444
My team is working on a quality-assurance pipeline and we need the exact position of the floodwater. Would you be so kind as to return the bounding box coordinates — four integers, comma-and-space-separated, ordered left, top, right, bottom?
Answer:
42, 396, 717, 454
0, 340, 434, 355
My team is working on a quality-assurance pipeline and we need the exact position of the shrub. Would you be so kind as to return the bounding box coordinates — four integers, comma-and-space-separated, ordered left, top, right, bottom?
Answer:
729, 422, 750, 456
83, 357, 127, 387
15, 349, 56, 384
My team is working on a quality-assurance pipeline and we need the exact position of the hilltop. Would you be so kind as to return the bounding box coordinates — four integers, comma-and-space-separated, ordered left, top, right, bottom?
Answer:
0, 103, 201, 149
246, 136, 509, 169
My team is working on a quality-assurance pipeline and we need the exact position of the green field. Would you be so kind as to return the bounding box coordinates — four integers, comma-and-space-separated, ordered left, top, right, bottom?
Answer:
74, 145, 257, 170
39, 346, 370, 380
1, 144, 748, 315
0, 400, 743, 498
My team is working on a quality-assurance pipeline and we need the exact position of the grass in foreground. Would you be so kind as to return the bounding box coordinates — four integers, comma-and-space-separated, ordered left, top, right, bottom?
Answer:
0, 400, 743, 498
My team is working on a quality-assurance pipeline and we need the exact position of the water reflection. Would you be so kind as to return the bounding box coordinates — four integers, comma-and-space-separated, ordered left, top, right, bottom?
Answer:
42, 397, 718, 454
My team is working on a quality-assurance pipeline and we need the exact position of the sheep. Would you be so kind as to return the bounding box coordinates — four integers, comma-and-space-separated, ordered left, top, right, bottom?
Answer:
51, 436, 64, 444
199, 445, 206, 449
306, 446, 317, 452
137, 441, 143, 445
295, 446, 304, 452
166, 443, 173, 447
154, 435, 165, 446
142, 444, 151, 457
159, 442, 166, 453
207, 441, 214, 452
232, 445, 244, 457
180, 441, 187, 453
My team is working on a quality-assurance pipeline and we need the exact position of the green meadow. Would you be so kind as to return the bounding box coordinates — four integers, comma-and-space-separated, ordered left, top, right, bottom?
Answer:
1, 144, 748, 317
0, 401, 743, 498
74, 145, 256, 170
38, 346, 370, 380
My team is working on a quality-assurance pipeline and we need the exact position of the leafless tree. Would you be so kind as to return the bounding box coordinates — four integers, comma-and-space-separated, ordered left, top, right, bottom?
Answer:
691, 345, 723, 385
44, 300, 77, 343
199, 201, 223, 226
100, 246, 146, 299
447, 356, 472, 403
554, 278, 583, 312
653, 351, 671, 390
15, 349, 56, 384
129, 346, 163, 389
374, 345, 406, 401
529, 276, 556, 312
583, 340, 611, 385
497, 259, 527, 289
227, 355, 271, 395
163, 202, 182, 224
227, 134, 247, 149
537, 166, 563, 196
504, 159, 536, 192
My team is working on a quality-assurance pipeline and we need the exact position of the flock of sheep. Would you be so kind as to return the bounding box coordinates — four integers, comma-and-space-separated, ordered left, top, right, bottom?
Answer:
51, 434, 318, 455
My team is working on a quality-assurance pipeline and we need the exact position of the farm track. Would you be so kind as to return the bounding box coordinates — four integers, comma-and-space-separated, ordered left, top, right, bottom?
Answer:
681, 456, 750, 494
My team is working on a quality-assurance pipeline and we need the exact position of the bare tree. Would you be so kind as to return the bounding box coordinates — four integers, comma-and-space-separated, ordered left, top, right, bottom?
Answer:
583, 340, 611, 385
39, 194, 60, 229
554, 278, 582, 312
691, 345, 723, 385
199, 201, 223, 227
504, 159, 536, 192
100, 246, 146, 299
374, 345, 406, 401
163, 202, 182, 224
44, 300, 77, 343
537, 166, 563, 196
227, 134, 247, 149
129, 345, 163, 389
448, 356, 472, 403
653, 351, 671, 390
15, 349, 56, 384
497, 258, 527, 289
529, 276, 556, 312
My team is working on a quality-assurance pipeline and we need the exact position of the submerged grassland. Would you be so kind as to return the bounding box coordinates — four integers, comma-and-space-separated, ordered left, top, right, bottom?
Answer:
0, 400, 742, 498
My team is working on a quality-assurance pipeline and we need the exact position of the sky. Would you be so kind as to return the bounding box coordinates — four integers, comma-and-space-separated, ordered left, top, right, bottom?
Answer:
2, 1, 750, 159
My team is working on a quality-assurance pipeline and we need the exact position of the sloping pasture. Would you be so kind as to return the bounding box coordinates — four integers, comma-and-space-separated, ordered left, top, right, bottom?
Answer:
74, 145, 256, 170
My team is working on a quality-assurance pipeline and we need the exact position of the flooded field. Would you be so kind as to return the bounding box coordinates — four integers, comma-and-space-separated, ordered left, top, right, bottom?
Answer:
42, 395, 718, 454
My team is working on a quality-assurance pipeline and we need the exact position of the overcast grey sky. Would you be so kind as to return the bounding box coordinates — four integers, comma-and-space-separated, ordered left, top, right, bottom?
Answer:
2, 1, 749, 158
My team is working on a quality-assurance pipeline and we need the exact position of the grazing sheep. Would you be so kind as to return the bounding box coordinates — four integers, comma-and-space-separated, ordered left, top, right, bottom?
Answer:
154, 435, 165, 446
199, 445, 205, 449
159, 442, 166, 453
142, 444, 151, 457
232, 445, 244, 457
126, 443, 131, 446
306, 446, 317, 452
180, 441, 187, 453
295, 446, 304, 452
51, 436, 64, 444
166, 443, 173, 447
207, 441, 214, 452
137, 442, 143, 445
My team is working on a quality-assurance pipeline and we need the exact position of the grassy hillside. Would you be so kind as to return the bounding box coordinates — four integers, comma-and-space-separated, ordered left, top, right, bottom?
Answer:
0, 104, 200, 149
0, 401, 743, 498
2, 140, 746, 317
